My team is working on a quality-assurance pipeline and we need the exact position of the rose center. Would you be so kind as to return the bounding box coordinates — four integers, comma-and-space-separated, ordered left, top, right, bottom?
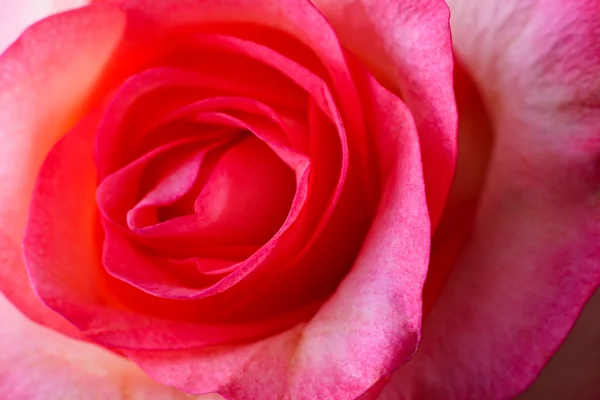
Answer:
127, 131, 296, 251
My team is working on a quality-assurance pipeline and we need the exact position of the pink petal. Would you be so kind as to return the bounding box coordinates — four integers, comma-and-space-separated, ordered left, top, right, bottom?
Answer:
311, 0, 457, 228
97, 135, 209, 233
102, 221, 221, 299
129, 147, 210, 225
0, 292, 200, 400
382, 0, 600, 398
281, 64, 430, 400
103, 108, 310, 258
125, 327, 305, 398
177, 34, 357, 272
192, 135, 296, 246
0, 3, 124, 333
422, 60, 493, 314
103, 0, 380, 324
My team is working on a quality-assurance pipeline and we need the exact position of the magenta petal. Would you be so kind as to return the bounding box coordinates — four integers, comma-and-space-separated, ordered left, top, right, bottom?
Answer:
383, 0, 600, 398
23, 112, 107, 315
97, 136, 207, 228
193, 135, 296, 246
103, 221, 224, 299
125, 327, 305, 398
127, 146, 209, 229
122, 0, 374, 188
312, 0, 457, 228
143, 95, 307, 154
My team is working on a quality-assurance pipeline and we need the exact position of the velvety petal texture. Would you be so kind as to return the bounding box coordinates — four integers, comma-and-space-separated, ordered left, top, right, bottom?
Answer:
382, 0, 600, 398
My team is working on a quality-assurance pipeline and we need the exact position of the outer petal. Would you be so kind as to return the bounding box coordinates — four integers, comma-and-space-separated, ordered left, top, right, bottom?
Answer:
0, 0, 90, 53
0, 292, 206, 400
382, 0, 600, 398
420, 59, 493, 314
0, 4, 125, 333
310, 0, 457, 228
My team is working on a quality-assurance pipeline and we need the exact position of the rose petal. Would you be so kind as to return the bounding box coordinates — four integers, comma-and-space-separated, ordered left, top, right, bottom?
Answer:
212, 98, 360, 321
125, 327, 305, 398
280, 65, 430, 400
102, 221, 222, 299
128, 145, 212, 229
382, 0, 600, 398
0, 3, 125, 333
422, 60, 493, 314
98, 135, 212, 231
145, 95, 306, 155
192, 135, 296, 246
103, 135, 298, 300
0, 2, 123, 244
311, 0, 457, 228
0, 292, 200, 400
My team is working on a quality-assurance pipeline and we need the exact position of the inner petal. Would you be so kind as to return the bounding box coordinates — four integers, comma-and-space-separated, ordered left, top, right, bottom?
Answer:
194, 135, 295, 245
127, 146, 209, 229
133, 134, 296, 249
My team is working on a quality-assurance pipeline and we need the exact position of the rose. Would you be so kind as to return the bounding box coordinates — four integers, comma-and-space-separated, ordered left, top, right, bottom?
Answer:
1, 1, 599, 399
0, 2, 598, 400
0, 0, 457, 398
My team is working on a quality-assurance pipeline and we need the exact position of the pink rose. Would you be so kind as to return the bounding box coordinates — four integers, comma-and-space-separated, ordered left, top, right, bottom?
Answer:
0, 1, 597, 400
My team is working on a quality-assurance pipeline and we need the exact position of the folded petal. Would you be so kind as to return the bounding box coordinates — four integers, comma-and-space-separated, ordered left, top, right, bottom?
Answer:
311, 0, 457, 227
382, 0, 600, 398
0, 4, 123, 240
0, 4, 125, 332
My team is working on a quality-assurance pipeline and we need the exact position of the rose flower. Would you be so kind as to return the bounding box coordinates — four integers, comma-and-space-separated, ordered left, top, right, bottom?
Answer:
0, 0, 598, 399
